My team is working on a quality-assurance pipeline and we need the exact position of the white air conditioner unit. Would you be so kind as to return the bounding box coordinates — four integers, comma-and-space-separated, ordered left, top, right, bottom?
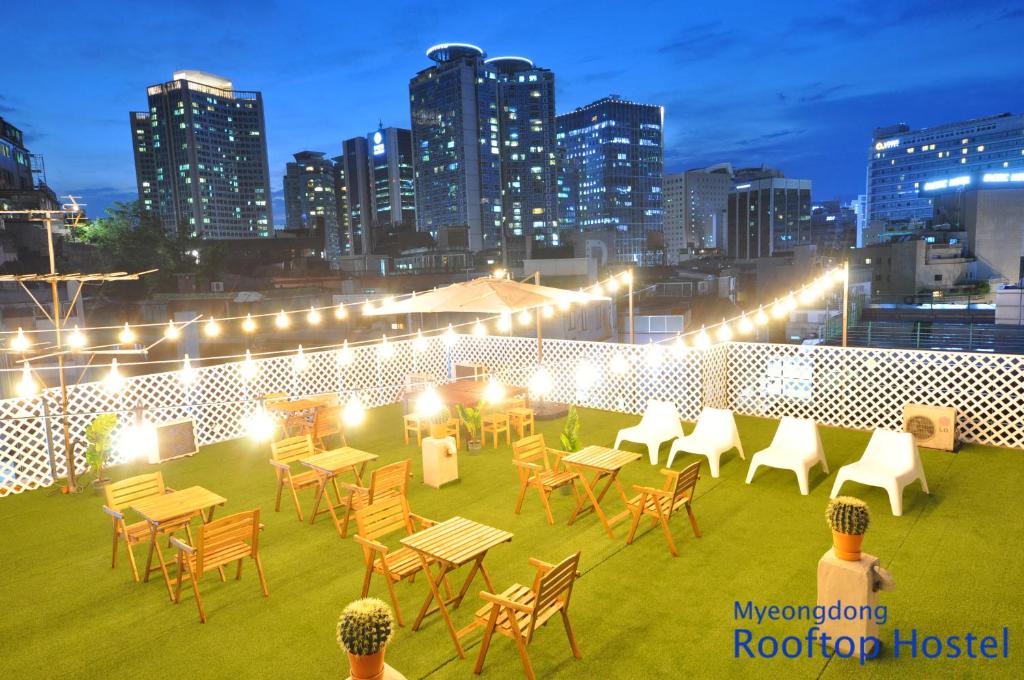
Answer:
210, 281, 224, 293
903, 403, 957, 452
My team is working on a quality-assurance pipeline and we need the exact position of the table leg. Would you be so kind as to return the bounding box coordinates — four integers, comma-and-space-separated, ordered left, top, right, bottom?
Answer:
413, 557, 466, 658
309, 474, 329, 525
569, 469, 617, 538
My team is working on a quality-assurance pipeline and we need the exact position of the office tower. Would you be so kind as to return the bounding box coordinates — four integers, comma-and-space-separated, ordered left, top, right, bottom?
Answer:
809, 200, 857, 254
556, 95, 664, 265
0, 117, 35, 193
130, 71, 272, 238
409, 43, 501, 253
338, 136, 372, 255
726, 169, 811, 259
368, 126, 416, 251
664, 163, 732, 262
488, 55, 559, 265
283, 151, 342, 265
866, 113, 1024, 224
330, 155, 350, 254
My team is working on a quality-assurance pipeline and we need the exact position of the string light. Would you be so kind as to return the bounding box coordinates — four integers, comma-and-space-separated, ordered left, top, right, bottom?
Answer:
414, 385, 445, 417
104, 358, 124, 393
493, 268, 506, 279
518, 309, 532, 326
754, 307, 769, 326
413, 329, 428, 353
693, 327, 711, 349
118, 420, 158, 461
203, 317, 221, 338
67, 325, 87, 350
606, 276, 620, 292
244, 405, 275, 442
621, 271, 633, 285
362, 300, 375, 315
337, 340, 353, 366
472, 319, 487, 337
716, 321, 733, 342
343, 392, 365, 426
799, 287, 816, 305
832, 266, 848, 283
482, 378, 505, 404
334, 303, 348, 320
382, 296, 396, 309
242, 314, 257, 333
118, 323, 136, 345
179, 354, 196, 385
529, 366, 553, 397
541, 304, 553, 319
497, 312, 512, 332
240, 350, 258, 381
443, 324, 457, 347
771, 299, 789, 320
164, 321, 181, 341
293, 345, 309, 372
673, 333, 688, 357
274, 310, 290, 329
557, 298, 571, 312
592, 282, 604, 296
10, 327, 29, 352
646, 341, 664, 367
16, 363, 38, 397
306, 306, 322, 326
610, 353, 628, 375
737, 314, 754, 335
378, 335, 394, 360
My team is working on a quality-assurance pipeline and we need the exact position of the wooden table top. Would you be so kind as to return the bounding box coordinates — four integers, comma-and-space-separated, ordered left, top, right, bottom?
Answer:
563, 445, 642, 472
266, 398, 323, 413
300, 447, 378, 474
401, 517, 512, 567
131, 486, 226, 526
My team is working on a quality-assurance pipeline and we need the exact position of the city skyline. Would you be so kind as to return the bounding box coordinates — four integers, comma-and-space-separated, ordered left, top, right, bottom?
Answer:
5, 0, 1024, 221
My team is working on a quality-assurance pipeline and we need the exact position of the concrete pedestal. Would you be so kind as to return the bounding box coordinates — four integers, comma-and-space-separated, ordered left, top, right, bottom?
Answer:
816, 548, 894, 656
346, 662, 407, 680
422, 436, 458, 488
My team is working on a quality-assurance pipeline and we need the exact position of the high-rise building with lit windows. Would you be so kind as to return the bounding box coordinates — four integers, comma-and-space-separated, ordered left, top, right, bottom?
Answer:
130, 70, 272, 238
283, 151, 342, 265
488, 56, 559, 265
664, 163, 733, 262
726, 169, 811, 260
409, 43, 501, 253
866, 113, 1024, 224
368, 126, 416, 252
556, 95, 664, 265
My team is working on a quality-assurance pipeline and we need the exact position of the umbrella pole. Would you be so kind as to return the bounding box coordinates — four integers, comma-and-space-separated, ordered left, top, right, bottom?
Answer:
534, 271, 543, 363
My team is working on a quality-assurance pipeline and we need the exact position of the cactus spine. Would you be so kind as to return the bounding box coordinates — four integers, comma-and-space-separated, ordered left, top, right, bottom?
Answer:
826, 496, 871, 535
337, 598, 395, 656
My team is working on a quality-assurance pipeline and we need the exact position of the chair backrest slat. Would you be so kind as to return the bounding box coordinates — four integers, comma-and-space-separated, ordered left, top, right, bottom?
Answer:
369, 460, 410, 501
196, 510, 259, 574
105, 472, 165, 511
669, 461, 701, 512
355, 495, 412, 541
530, 552, 582, 632
512, 434, 547, 465
314, 405, 343, 437
271, 434, 315, 465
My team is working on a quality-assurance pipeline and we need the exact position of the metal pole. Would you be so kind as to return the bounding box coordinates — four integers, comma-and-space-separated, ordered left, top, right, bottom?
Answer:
841, 261, 850, 348
45, 214, 76, 489
534, 271, 542, 363
628, 271, 635, 345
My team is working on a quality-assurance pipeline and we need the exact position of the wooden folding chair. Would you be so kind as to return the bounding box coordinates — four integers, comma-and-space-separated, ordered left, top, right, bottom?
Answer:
508, 408, 536, 439
625, 461, 702, 557
445, 408, 462, 449
305, 404, 347, 451
170, 509, 268, 623
482, 405, 510, 448
511, 435, 579, 524
335, 459, 412, 537
353, 495, 445, 626
101, 472, 195, 582
474, 551, 583, 680
269, 435, 321, 521
403, 413, 429, 445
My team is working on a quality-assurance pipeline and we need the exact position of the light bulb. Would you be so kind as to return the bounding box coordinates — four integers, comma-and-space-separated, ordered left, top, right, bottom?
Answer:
293, 345, 308, 372
754, 307, 769, 326
646, 342, 664, 367
832, 266, 848, 283
771, 300, 789, 319
240, 350, 258, 381
104, 358, 124, 393
245, 406, 276, 442
180, 354, 196, 385
737, 314, 754, 335
10, 327, 30, 352
16, 362, 38, 397
362, 300, 375, 315
443, 324, 457, 347
242, 313, 257, 333
67, 325, 87, 350
275, 310, 290, 329
482, 378, 505, 404
541, 304, 553, 319
413, 329, 428, 353
592, 282, 604, 296
575, 360, 597, 391
673, 334, 688, 357
621, 270, 633, 285
306, 306, 322, 326
493, 268, 505, 279
334, 304, 348, 320
518, 309, 532, 326
693, 327, 711, 349
782, 295, 797, 312
472, 319, 487, 337
337, 340, 353, 366
529, 366, 553, 396
606, 276, 620, 292
118, 323, 136, 345
164, 321, 181, 340
378, 335, 394, 360
203, 317, 221, 338
610, 353, 628, 375
343, 393, 365, 426
716, 322, 733, 342
497, 312, 512, 332
415, 386, 445, 418
557, 298, 571, 311
799, 288, 816, 305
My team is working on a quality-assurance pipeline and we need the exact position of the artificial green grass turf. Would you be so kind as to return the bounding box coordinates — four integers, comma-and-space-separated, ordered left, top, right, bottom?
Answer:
1, 405, 1021, 679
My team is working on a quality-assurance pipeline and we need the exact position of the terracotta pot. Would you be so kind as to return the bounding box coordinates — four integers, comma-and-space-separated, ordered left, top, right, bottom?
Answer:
429, 423, 447, 440
347, 649, 386, 680
831, 529, 864, 561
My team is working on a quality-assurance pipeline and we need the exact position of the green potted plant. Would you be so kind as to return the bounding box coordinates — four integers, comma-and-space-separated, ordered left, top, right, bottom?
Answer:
84, 413, 118, 488
428, 407, 449, 440
558, 407, 582, 494
826, 496, 870, 561
337, 597, 396, 680
457, 403, 482, 452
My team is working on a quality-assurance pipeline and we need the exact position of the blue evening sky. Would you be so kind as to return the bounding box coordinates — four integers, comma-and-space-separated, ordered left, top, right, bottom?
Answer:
4, 0, 1023, 223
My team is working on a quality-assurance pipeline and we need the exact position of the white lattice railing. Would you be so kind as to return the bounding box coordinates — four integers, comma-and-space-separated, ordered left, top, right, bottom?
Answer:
1, 337, 1022, 496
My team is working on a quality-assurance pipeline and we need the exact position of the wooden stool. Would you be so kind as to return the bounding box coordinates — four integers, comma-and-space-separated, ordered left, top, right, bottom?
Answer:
481, 413, 510, 448
403, 414, 429, 445
507, 407, 536, 438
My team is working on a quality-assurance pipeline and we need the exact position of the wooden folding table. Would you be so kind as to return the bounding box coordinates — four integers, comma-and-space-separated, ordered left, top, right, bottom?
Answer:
266, 398, 325, 435
300, 447, 378, 536
400, 517, 513, 658
563, 445, 642, 538
131, 485, 227, 599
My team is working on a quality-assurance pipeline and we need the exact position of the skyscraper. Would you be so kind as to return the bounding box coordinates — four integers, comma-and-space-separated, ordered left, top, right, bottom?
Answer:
726, 169, 811, 260
488, 56, 559, 265
130, 70, 272, 238
282, 151, 342, 266
866, 113, 1024, 224
338, 136, 372, 255
409, 43, 501, 253
368, 126, 416, 252
556, 95, 664, 265
663, 163, 732, 262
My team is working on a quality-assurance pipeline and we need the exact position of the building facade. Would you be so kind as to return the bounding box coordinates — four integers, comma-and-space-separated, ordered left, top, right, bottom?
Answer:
368, 126, 416, 252
338, 136, 372, 255
726, 173, 812, 260
556, 95, 664, 265
282, 151, 342, 266
130, 70, 272, 238
664, 163, 732, 262
488, 56, 559, 265
409, 43, 501, 253
866, 113, 1024, 224
0, 117, 34, 193
810, 200, 858, 254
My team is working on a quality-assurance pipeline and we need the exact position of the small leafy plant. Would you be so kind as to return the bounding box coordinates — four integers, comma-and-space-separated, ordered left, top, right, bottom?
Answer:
560, 406, 581, 452
826, 496, 870, 535
84, 413, 118, 482
457, 403, 482, 440
337, 598, 395, 656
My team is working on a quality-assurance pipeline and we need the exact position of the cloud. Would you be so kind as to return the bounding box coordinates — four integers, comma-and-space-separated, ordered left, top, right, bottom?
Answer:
658, 22, 737, 61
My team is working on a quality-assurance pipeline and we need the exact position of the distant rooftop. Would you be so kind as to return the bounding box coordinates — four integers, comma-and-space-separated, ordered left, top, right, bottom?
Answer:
172, 70, 233, 91
425, 43, 485, 63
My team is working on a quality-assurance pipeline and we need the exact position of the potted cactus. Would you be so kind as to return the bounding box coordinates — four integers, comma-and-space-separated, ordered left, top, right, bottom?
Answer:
826, 496, 871, 561
337, 598, 395, 680
428, 408, 449, 440
457, 403, 482, 452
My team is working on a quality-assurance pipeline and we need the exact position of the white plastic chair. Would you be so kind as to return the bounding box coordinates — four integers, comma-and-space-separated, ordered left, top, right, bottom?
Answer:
830, 429, 929, 516
614, 400, 685, 465
666, 407, 745, 477
745, 417, 828, 495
